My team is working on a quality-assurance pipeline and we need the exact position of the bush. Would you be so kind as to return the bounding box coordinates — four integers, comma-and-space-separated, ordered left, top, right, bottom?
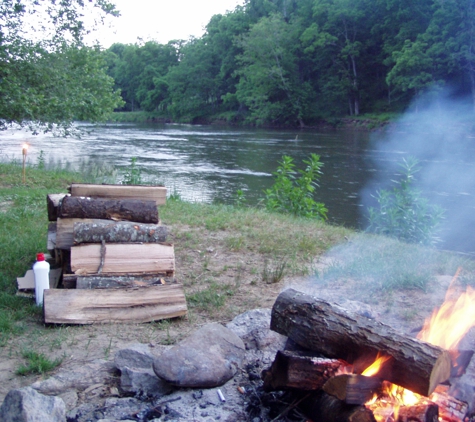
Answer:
264, 154, 327, 219
366, 157, 444, 245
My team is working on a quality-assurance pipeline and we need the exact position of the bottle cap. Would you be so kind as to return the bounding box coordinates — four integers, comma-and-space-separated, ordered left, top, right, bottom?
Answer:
36, 253, 45, 261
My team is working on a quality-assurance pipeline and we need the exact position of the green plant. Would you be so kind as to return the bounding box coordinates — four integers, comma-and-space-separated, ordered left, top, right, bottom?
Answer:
16, 350, 62, 375
366, 157, 444, 246
122, 157, 142, 185
262, 257, 287, 284
264, 154, 327, 219
235, 189, 247, 207
37, 150, 46, 170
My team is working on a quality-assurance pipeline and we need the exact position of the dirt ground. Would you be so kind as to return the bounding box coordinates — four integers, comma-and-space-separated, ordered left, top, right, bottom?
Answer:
0, 224, 471, 407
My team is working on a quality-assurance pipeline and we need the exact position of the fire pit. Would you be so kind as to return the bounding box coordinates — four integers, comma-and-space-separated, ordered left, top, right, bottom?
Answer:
262, 277, 475, 422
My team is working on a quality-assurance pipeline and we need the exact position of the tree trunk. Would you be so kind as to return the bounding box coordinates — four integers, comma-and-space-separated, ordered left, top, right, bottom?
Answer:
59, 196, 159, 224
270, 289, 451, 397
73, 220, 168, 244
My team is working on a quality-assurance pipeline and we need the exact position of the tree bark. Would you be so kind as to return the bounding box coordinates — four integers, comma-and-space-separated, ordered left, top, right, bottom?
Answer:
270, 289, 451, 397
262, 350, 350, 392
73, 220, 168, 244
58, 196, 159, 224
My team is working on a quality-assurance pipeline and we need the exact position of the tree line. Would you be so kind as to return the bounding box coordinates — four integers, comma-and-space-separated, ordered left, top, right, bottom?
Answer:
104, 0, 475, 127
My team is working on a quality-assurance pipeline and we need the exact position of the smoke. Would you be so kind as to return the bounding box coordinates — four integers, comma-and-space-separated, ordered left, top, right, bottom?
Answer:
360, 89, 475, 254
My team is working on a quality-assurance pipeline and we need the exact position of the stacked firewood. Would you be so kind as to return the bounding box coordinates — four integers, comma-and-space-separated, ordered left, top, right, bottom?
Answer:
263, 289, 471, 422
44, 183, 187, 325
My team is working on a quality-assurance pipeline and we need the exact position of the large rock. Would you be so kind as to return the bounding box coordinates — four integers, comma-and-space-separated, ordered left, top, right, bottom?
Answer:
0, 386, 66, 422
153, 323, 245, 388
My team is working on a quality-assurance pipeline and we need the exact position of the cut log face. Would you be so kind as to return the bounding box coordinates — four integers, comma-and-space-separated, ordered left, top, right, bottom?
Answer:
69, 183, 167, 206
47, 193, 67, 221
73, 220, 168, 244
323, 374, 383, 405
270, 289, 452, 397
43, 284, 187, 324
70, 243, 175, 275
58, 196, 159, 224
56, 218, 100, 250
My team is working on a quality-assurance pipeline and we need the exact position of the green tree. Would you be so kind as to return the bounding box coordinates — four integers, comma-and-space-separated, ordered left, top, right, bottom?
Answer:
0, 0, 123, 133
236, 13, 312, 126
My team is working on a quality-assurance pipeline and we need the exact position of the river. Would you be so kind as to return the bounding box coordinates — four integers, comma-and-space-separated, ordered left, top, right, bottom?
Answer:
1, 122, 475, 254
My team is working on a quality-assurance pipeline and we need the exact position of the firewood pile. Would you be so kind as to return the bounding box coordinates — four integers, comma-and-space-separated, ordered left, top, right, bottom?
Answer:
38, 183, 187, 324
262, 289, 472, 422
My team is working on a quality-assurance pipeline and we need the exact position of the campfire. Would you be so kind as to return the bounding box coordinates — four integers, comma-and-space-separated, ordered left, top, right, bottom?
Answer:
263, 272, 475, 422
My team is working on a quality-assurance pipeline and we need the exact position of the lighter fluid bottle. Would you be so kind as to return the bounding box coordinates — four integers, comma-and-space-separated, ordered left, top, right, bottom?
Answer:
33, 253, 50, 306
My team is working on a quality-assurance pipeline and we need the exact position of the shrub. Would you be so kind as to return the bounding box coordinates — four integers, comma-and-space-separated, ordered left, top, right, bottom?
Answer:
366, 157, 444, 245
264, 154, 327, 219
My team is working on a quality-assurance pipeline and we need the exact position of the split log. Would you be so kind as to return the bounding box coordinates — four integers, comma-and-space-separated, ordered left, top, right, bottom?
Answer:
262, 350, 350, 392
71, 243, 175, 275
271, 289, 451, 397
58, 196, 159, 224
69, 183, 167, 206
73, 220, 168, 244
430, 386, 468, 422
323, 374, 382, 405
47, 193, 67, 221
47, 222, 57, 252
43, 284, 187, 324
298, 391, 376, 422
76, 274, 176, 289
370, 402, 439, 422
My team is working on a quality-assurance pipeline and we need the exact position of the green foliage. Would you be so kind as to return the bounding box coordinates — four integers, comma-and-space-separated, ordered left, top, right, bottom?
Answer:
264, 153, 327, 219
0, 1, 123, 134
16, 350, 62, 375
121, 157, 142, 185
366, 157, 444, 246
234, 189, 247, 207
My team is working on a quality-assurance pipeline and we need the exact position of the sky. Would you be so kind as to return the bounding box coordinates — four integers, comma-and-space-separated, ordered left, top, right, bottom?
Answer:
89, 0, 245, 47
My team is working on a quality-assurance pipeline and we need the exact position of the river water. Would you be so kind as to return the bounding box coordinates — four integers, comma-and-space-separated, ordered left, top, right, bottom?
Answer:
1, 122, 475, 254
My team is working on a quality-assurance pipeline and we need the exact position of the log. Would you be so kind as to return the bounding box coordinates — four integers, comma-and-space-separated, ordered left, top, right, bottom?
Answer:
56, 218, 101, 250
58, 196, 159, 224
370, 402, 439, 422
262, 350, 350, 392
323, 374, 382, 405
69, 183, 167, 206
70, 243, 175, 275
43, 284, 187, 324
73, 220, 168, 244
430, 387, 468, 422
47, 193, 67, 221
270, 289, 451, 397
47, 222, 57, 252
299, 391, 376, 422
75, 274, 176, 289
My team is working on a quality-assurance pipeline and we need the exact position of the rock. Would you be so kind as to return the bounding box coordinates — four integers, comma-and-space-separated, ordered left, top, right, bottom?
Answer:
226, 308, 286, 351
120, 366, 173, 397
0, 386, 66, 422
114, 343, 156, 371
114, 343, 173, 397
31, 360, 116, 395
153, 323, 245, 388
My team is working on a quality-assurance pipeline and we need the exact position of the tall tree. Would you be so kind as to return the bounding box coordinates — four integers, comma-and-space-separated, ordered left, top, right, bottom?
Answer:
0, 0, 123, 133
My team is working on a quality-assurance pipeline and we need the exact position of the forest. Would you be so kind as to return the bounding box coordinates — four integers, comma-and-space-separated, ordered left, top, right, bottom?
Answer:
104, 0, 475, 127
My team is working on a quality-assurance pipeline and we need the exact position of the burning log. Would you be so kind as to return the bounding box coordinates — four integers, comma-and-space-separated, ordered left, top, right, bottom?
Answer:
323, 374, 383, 405
298, 391, 376, 422
430, 386, 468, 422
262, 350, 351, 392
73, 220, 168, 244
270, 289, 451, 396
58, 196, 159, 224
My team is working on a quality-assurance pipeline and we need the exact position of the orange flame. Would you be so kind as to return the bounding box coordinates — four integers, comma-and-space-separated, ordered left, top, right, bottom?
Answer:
361, 353, 391, 377
417, 267, 475, 350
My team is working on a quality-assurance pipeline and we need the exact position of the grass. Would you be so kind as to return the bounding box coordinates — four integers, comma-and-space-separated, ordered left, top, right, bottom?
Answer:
16, 349, 62, 375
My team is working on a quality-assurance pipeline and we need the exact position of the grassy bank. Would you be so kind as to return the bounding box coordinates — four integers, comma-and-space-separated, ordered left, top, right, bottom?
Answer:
1, 161, 474, 383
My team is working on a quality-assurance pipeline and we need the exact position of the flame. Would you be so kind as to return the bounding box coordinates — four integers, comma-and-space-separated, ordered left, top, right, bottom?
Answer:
361, 353, 391, 377
22, 143, 29, 154
417, 267, 475, 350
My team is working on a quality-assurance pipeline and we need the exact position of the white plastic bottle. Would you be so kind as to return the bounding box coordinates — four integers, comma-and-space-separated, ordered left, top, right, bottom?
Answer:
33, 252, 50, 306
